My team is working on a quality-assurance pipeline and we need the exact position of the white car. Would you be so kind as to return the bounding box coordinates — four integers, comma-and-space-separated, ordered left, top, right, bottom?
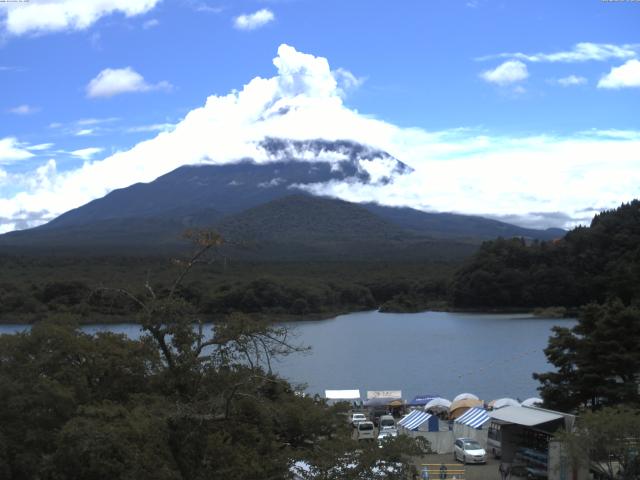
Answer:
356, 421, 375, 440
349, 413, 367, 427
453, 437, 487, 464
377, 428, 398, 447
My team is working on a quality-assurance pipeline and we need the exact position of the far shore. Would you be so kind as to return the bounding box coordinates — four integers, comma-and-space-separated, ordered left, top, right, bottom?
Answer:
0, 304, 578, 327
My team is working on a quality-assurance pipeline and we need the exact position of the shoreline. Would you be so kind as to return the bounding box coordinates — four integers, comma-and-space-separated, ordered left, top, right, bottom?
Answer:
0, 304, 578, 326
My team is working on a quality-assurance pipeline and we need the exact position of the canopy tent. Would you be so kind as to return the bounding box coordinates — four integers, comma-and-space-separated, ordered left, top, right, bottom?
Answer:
424, 397, 452, 411
453, 393, 479, 402
449, 398, 483, 419
324, 390, 360, 401
455, 407, 490, 429
521, 397, 543, 407
489, 398, 520, 410
407, 395, 440, 407
398, 410, 438, 432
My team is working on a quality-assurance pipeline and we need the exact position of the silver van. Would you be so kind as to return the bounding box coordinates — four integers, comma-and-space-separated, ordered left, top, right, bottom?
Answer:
378, 414, 395, 430
357, 421, 375, 440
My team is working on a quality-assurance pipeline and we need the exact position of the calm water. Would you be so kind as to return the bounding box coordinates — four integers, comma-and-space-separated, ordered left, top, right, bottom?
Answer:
0, 310, 575, 402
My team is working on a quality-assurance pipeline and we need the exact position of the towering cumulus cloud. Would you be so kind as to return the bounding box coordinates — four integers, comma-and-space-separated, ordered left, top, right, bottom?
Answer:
1, 44, 640, 233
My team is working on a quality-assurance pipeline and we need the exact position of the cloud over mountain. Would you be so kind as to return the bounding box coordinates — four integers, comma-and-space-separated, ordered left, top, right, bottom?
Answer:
1, 44, 639, 234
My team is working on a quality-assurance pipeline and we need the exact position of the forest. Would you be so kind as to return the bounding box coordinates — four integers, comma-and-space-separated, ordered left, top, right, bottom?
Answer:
0, 236, 426, 479
451, 201, 640, 310
0, 253, 455, 324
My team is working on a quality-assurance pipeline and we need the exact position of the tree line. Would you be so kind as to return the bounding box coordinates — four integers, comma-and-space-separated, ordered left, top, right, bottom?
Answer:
0, 233, 425, 479
451, 200, 640, 309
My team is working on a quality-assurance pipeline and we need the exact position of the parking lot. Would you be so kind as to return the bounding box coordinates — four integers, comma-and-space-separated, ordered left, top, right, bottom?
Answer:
414, 453, 501, 480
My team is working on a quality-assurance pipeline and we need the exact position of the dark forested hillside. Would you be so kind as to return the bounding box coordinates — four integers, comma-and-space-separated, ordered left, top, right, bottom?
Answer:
451, 201, 640, 309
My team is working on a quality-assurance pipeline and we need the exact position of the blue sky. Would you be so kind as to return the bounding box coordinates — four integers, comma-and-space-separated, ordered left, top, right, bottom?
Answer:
0, 0, 639, 232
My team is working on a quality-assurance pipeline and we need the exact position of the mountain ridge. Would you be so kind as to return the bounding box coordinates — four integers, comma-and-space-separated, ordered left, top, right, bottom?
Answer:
0, 140, 565, 258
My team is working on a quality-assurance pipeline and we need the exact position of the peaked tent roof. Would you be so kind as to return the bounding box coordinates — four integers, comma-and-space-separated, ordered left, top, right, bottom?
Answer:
398, 410, 433, 430
455, 407, 490, 429
425, 397, 452, 409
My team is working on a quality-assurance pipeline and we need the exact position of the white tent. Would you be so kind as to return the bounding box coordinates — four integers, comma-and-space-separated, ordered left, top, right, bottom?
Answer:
490, 398, 520, 409
453, 392, 479, 402
521, 397, 543, 407
424, 397, 452, 411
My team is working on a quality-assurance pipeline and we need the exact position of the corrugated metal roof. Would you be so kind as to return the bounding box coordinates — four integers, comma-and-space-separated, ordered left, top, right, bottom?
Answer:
489, 406, 563, 426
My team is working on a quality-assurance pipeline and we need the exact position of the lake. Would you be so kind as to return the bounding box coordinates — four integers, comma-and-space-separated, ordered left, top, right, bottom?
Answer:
0, 310, 575, 402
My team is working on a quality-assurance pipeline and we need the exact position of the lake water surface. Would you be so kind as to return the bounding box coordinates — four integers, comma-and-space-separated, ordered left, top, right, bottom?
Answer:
0, 310, 576, 402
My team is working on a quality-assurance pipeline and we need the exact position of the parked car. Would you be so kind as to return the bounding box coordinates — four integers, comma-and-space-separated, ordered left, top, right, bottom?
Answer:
378, 414, 395, 430
453, 437, 487, 464
377, 427, 398, 446
356, 421, 375, 440
349, 413, 367, 427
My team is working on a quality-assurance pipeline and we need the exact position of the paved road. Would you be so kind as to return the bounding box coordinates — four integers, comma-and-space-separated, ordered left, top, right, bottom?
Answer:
414, 453, 502, 480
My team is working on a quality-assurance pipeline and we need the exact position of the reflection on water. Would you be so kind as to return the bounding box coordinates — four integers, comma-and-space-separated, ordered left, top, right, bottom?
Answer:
0, 310, 575, 401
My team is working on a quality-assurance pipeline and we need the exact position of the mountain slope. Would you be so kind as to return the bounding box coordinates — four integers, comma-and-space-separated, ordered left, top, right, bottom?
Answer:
40, 139, 412, 230
362, 203, 565, 241
0, 139, 565, 257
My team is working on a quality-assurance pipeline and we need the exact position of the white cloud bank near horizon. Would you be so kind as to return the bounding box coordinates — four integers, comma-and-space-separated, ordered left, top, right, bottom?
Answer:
1, 44, 640, 234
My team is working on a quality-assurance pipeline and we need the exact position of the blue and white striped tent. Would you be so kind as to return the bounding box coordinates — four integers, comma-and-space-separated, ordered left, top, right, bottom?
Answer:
455, 407, 490, 429
398, 410, 438, 431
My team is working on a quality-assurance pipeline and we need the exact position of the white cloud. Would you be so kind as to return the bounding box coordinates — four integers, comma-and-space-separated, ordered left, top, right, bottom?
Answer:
86, 67, 172, 98
579, 129, 640, 140
142, 18, 159, 29
233, 9, 275, 31
479, 42, 639, 63
2, 0, 162, 36
126, 123, 175, 133
333, 67, 365, 96
77, 117, 120, 126
598, 59, 640, 89
75, 129, 94, 136
70, 147, 104, 160
556, 75, 587, 87
8, 104, 39, 115
1, 44, 639, 232
27, 143, 54, 151
480, 60, 528, 86
0, 137, 34, 164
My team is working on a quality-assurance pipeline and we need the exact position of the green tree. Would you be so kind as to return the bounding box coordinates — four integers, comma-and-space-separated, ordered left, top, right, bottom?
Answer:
0, 230, 425, 479
534, 301, 640, 411
556, 407, 640, 480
